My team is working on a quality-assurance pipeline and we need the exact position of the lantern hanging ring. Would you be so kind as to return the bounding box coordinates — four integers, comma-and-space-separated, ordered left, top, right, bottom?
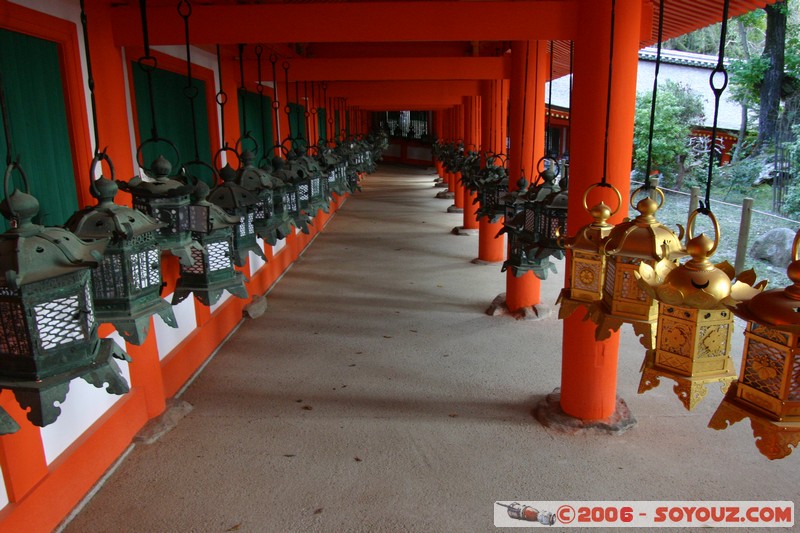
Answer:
88, 148, 115, 198
536, 155, 560, 178
581, 181, 622, 216
182, 159, 218, 186
214, 145, 241, 173
686, 208, 721, 256
629, 184, 664, 210
3, 160, 30, 220
235, 132, 259, 156
135, 136, 181, 173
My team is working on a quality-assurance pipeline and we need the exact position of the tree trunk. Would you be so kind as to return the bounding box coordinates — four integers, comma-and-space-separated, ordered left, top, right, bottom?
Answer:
732, 19, 751, 163
756, 0, 787, 151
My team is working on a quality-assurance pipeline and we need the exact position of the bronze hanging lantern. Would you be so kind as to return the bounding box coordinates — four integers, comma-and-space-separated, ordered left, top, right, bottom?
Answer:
500, 165, 561, 280
557, 182, 622, 318
119, 150, 199, 266
591, 186, 685, 347
208, 162, 266, 267
636, 210, 765, 410
271, 154, 311, 235
295, 143, 329, 214
172, 181, 248, 306
708, 229, 800, 459
65, 153, 177, 345
236, 149, 285, 246
0, 162, 130, 429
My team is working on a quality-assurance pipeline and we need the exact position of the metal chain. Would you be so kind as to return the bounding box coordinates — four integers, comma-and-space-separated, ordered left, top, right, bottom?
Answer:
1, 72, 14, 166
600, 0, 617, 187
238, 43, 247, 134
137, 0, 159, 140
79, 0, 100, 156
546, 40, 554, 159
701, 0, 731, 213
255, 45, 267, 159
644, 0, 667, 188
179, 0, 201, 162
215, 44, 228, 147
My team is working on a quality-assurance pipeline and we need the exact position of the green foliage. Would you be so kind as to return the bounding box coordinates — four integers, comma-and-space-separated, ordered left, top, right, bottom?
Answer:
633, 80, 705, 188
728, 55, 769, 107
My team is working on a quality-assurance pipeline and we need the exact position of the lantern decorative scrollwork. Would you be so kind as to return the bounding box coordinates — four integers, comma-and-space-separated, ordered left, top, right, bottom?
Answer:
119, 148, 200, 267
0, 162, 130, 430
66, 152, 177, 345
500, 161, 563, 280
557, 182, 622, 319
587, 186, 685, 348
207, 159, 266, 267
271, 154, 312, 235
709, 228, 800, 459
635, 210, 765, 410
172, 181, 248, 306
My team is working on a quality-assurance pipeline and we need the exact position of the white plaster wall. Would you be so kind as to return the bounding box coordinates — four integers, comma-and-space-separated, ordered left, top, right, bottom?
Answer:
0, 451, 8, 509
40, 331, 131, 465
637, 60, 741, 131
249, 237, 267, 274
155, 297, 197, 360
209, 289, 232, 315
273, 237, 287, 254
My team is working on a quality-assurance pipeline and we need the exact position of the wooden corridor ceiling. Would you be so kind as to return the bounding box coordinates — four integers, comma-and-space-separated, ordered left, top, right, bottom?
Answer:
109, 0, 778, 110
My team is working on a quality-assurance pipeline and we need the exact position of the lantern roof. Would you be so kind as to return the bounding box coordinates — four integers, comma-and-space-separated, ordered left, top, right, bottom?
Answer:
65, 176, 163, 241
208, 164, 260, 210
0, 189, 106, 288
603, 195, 685, 262
121, 156, 194, 199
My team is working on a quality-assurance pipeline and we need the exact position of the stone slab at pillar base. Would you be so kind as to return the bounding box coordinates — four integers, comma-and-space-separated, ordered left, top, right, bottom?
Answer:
447, 205, 464, 213
534, 388, 636, 435
471, 258, 503, 265
451, 227, 479, 236
433, 180, 449, 188
436, 190, 455, 199
484, 292, 552, 320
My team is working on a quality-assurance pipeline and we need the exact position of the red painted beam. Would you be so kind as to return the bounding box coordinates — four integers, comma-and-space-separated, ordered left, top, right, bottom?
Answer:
258, 57, 510, 82
325, 80, 480, 108
111, 1, 579, 46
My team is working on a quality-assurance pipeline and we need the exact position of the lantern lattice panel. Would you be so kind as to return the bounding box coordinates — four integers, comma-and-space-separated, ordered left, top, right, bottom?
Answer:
298, 183, 310, 203
311, 177, 320, 197
34, 291, 92, 350
524, 209, 536, 233
131, 249, 161, 290
283, 192, 298, 214
742, 338, 785, 398
93, 255, 125, 299
0, 299, 30, 356
790, 358, 800, 401
573, 254, 602, 294
238, 213, 256, 238
207, 242, 231, 272
183, 248, 206, 275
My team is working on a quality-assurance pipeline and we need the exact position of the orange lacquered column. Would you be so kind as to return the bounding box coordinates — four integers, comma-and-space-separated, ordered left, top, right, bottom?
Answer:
505, 41, 546, 311
560, 0, 641, 420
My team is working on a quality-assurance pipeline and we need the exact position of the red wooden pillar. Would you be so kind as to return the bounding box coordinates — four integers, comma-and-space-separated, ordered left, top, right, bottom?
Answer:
477, 79, 509, 262
433, 111, 444, 179
559, 0, 642, 420
462, 95, 480, 230
446, 108, 456, 193
506, 40, 546, 311
452, 104, 466, 211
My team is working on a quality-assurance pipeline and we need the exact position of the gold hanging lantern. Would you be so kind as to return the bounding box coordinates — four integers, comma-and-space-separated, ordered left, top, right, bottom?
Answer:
589, 186, 685, 348
709, 230, 800, 459
557, 183, 621, 319
635, 210, 765, 410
